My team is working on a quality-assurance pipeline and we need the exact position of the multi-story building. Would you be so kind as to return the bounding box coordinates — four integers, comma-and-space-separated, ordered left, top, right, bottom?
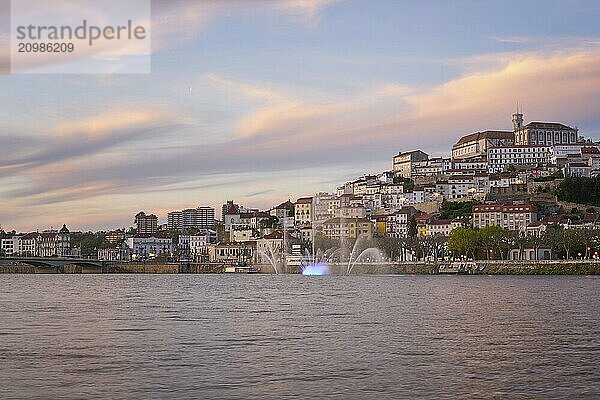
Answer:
563, 163, 592, 177
380, 206, 418, 238
294, 197, 313, 225
412, 157, 452, 181
1, 235, 22, 256
489, 173, 520, 188
210, 242, 256, 264
98, 242, 132, 262
127, 235, 173, 259
513, 112, 580, 146
270, 200, 294, 219
105, 230, 126, 244
487, 145, 551, 173
134, 211, 158, 235
222, 201, 241, 220
313, 192, 338, 224
551, 144, 595, 165
435, 175, 476, 199
393, 150, 429, 178
472, 204, 538, 232
420, 219, 462, 237
1, 225, 77, 257
452, 159, 489, 172
167, 206, 215, 230
333, 204, 366, 219
322, 217, 373, 240
452, 130, 513, 160
178, 230, 217, 261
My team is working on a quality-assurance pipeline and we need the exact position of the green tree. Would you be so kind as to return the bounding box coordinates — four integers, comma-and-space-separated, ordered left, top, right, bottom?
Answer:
447, 227, 479, 259
439, 199, 481, 220
408, 219, 418, 238
556, 176, 600, 207
478, 226, 509, 260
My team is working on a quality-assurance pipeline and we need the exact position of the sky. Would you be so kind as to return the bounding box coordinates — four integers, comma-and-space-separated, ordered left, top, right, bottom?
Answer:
1, 0, 600, 232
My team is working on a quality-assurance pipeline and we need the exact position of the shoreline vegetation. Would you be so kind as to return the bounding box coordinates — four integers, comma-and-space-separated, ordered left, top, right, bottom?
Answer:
1, 260, 599, 275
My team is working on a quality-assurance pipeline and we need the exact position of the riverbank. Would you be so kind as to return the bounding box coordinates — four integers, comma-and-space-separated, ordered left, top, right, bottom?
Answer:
1, 261, 599, 275
341, 261, 600, 275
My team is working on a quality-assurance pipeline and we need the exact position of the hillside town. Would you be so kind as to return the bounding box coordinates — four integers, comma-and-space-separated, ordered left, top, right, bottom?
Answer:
2, 111, 600, 264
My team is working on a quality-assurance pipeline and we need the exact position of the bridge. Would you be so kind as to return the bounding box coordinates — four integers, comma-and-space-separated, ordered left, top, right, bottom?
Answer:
0, 257, 110, 273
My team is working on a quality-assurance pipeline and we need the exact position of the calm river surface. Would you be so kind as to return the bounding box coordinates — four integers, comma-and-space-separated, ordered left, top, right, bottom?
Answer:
1, 275, 599, 399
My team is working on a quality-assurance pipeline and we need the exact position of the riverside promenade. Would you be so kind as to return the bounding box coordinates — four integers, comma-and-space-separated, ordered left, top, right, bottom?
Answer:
1, 259, 599, 275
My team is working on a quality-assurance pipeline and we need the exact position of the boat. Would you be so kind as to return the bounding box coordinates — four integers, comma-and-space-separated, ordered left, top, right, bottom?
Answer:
438, 261, 481, 274
224, 263, 260, 274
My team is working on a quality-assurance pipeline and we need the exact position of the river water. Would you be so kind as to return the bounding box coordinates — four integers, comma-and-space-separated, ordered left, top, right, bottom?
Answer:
1, 275, 599, 399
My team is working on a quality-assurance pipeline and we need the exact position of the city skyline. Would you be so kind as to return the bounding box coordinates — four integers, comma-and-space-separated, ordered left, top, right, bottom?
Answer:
2, 0, 600, 231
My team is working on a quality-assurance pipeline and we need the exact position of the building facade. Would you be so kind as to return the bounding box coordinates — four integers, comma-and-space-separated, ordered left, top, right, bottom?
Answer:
322, 217, 374, 240
487, 145, 551, 173
472, 204, 538, 232
512, 110, 579, 146
294, 197, 313, 226
135, 211, 158, 235
127, 235, 174, 259
452, 130, 513, 160
167, 206, 215, 231
393, 150, 429, 178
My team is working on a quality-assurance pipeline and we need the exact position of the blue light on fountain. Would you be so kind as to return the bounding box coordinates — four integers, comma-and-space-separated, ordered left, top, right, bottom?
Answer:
301, 262, 330, 276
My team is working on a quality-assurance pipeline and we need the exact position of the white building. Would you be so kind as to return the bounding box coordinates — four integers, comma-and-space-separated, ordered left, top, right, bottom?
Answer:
513, 113, 580, 146
452, 130, 513, 160
381, 207, 418, 238
1, 225, 78, 258
436, 175, 476, 199
1, 236, 22, 256
127, 236, 174, 259
487, 145, 551, 173
98, 242, 132, 262
179, 230, 217, 260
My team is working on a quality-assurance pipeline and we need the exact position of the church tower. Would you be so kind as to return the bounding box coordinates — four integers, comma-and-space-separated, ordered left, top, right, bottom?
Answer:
512, 103, 523, 132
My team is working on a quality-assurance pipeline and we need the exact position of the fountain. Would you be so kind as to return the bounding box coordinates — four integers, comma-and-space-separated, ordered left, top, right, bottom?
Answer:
257, 222, 386, 276
345, 237, 385, 275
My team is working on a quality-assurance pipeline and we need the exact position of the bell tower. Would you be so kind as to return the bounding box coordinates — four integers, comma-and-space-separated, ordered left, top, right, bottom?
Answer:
512, 102, 523, 132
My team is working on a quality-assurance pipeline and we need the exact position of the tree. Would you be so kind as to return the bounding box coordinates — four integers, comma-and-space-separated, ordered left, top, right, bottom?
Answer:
439, 200, 481, 220
408, 219, 418, 238
447, 227, 479, 259
510, 231, 528, 261
478, 226, 509, 260
556, 176, 600, 207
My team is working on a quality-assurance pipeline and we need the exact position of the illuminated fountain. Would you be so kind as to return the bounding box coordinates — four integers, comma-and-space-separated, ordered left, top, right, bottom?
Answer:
258, 224, 385, 276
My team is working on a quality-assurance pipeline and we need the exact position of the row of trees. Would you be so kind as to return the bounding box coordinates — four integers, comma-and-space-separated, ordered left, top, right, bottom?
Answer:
447, 225, 600, 260
333, 225, 600, 262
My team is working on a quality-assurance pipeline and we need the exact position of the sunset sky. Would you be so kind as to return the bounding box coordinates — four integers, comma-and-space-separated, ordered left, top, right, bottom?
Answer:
1, 0, 600, 232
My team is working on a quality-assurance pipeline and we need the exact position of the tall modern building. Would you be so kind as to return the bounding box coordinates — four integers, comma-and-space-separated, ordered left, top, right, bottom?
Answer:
167, 206, 215, 231
135, 211, 158, 235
